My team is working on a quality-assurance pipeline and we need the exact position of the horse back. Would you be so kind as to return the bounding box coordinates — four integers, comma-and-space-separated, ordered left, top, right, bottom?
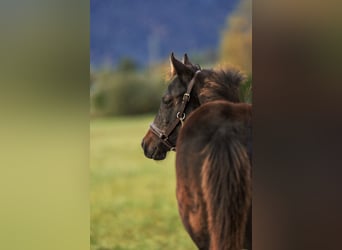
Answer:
176, 100, 252, 250
177, 100, 252, 169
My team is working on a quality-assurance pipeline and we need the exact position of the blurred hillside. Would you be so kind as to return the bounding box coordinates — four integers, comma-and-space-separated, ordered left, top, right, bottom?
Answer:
91, 0, 238, 68
90, 0, 252, 117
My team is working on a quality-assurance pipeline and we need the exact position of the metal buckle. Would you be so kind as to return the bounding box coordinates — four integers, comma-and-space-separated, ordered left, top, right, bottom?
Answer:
183, 93, 190, 102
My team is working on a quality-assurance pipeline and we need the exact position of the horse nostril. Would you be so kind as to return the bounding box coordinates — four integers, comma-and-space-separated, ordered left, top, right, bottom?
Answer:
141, 139, 145, 149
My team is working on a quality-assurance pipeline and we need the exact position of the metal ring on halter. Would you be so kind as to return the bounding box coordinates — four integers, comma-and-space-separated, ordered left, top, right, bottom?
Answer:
176, 112, 185, 121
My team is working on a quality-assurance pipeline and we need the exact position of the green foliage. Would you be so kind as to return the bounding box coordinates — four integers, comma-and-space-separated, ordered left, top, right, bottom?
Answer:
93, 91, 106, 110
117, 57, 139, 72
239, 75, 252, 103
90, 116, 195, 250
91, 68, 164, 116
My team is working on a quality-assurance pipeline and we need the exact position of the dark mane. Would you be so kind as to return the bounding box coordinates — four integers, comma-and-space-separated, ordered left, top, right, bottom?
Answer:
198, 68, 244, 104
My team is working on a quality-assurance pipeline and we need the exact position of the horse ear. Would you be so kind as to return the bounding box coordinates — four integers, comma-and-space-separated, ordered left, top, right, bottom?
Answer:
169, 52, 177, 76
170, 52, 192, 77
182, 53, 192, 65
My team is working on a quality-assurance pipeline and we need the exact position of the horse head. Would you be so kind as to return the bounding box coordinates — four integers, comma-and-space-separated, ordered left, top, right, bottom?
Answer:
141, 53, 201, 160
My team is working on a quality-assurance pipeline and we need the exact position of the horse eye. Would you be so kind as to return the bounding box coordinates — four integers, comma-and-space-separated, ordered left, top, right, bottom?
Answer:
162, 95, 173, 104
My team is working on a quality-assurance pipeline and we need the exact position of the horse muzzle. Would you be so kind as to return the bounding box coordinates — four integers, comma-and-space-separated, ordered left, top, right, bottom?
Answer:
141, 130, 167, 160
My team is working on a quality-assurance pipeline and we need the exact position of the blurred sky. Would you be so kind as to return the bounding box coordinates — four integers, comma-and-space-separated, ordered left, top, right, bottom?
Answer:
90, 0, 238, 67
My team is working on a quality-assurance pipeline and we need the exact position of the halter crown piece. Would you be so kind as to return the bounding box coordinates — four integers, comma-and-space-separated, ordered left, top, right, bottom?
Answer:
149, 70, 201, 151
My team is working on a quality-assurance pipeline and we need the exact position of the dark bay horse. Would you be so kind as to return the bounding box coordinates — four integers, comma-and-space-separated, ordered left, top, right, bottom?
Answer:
141, 53, 252, 250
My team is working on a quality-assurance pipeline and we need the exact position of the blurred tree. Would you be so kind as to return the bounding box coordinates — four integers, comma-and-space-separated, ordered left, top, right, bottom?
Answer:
116, 57, 138, 72
90, 67, 164, 116
219, 0, 252, 74
239, 75, 252, 103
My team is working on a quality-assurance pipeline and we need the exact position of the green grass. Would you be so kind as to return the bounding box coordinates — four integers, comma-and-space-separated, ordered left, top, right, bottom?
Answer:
90, 116, 195, 250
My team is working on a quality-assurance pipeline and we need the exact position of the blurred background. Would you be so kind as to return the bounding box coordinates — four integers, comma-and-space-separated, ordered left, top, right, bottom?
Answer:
1, 0, 341, 250
90, 0, 251, 249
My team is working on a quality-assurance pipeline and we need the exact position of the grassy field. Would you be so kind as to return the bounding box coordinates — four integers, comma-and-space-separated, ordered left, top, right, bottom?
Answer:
90, 116, 195, 250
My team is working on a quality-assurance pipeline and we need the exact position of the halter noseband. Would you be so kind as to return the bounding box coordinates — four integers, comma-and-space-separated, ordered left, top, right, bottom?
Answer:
149, 70, 201, 151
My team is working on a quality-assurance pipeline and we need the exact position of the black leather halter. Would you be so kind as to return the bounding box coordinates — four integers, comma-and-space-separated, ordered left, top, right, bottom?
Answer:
149, 70, 201, 151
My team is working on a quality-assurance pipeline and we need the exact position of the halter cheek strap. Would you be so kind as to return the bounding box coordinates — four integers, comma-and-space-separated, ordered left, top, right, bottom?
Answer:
149, 70, 201, 151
